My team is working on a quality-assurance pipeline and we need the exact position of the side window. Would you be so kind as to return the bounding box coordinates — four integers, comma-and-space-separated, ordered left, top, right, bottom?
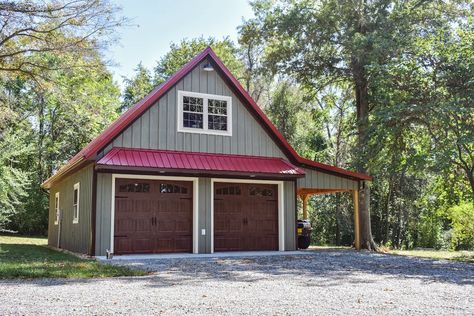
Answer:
160, 183, 188, 194
119, 183, 151, 193
54, 192, 60, 225
73, 183, 80, 224
249, 186, 274, 197
216, 186, 241, 195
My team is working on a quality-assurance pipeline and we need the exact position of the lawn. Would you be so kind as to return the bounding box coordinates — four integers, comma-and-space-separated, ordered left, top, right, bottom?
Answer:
390, 249, 474, 263
0, 235, 146, 279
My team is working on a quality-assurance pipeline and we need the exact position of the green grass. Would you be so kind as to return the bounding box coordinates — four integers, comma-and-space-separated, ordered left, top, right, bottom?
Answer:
390, 249, 474, 263
0, 235, 146, 279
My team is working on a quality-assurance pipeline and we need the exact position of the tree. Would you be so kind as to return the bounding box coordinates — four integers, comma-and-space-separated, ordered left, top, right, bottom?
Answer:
240, 0, 472, 250
154, 37, 243, 86
0, 128, 31, 229
266, 80, 302, 143
0, 0, 126, 82
238, 21, 273, 104
121, 62, 154, 112
2, 48, 120, 234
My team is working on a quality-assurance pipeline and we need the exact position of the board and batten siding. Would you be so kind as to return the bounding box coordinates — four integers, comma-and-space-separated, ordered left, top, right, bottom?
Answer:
297, 167, 359, 191
284, 181, 296, 250
95, 172, 112, 256
98, 58, 286, 160
94, 175, 297, 255
47, 163, 93, 254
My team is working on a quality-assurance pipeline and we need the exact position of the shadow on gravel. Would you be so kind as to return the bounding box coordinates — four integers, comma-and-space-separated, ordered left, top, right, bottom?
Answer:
107, 249, 474, 288
1, 249, 473, 287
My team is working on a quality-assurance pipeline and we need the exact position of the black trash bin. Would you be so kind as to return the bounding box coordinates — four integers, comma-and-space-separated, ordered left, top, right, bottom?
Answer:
297, 219, 312, 249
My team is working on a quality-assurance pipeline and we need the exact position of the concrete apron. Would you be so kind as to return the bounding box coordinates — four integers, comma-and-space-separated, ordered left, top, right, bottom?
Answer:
96, 250, 310, 261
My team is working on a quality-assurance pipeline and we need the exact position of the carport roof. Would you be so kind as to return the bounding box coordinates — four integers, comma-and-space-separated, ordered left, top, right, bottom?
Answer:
96, 147, 305, 178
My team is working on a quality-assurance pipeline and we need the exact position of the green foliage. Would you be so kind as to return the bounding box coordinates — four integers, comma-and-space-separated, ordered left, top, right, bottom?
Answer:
0, 129, 31, 228
0, 0, 126, 82
0, 47, 120, 234
242, 0, 474, 250
266, 81, 302, 143
154, 37, 243, 85
121, 62, 154, 112
446, 203, 474, 250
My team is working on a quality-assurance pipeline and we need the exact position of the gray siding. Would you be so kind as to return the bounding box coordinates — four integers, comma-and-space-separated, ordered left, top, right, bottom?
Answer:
284, 181, 297, 251
98, 58, 286, 159
297, 168, 358, 190
48, 164, 93, 254
95, 172, 112, 256
198, 178, 212, 253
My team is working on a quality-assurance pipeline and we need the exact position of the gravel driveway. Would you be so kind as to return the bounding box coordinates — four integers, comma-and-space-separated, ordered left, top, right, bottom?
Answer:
1, 249, 473, 315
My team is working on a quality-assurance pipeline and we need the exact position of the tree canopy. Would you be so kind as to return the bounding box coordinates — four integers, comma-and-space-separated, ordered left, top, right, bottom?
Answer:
0, 0, 472, 250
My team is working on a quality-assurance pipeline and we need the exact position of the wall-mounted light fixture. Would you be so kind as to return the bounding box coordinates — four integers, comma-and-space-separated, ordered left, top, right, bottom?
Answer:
202, 62, 214, 72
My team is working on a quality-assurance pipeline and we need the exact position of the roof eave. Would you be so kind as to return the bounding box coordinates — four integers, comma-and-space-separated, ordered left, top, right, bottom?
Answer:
41, 157, 88, 189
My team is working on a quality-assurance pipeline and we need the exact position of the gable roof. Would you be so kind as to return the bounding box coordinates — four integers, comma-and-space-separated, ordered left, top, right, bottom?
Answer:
42, 47, 371, 188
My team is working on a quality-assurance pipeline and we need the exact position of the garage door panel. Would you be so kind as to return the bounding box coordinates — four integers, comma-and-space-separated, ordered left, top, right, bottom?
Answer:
175, 220, 192, 233
214, 182, 278, 252
157, 220, 175, 232
175, 237, 192, 251
114, 179, 193, 255
156, 238, 173, 252
215, 236, 240, 251
133, 238, 155, 252
229, 219, 243, 232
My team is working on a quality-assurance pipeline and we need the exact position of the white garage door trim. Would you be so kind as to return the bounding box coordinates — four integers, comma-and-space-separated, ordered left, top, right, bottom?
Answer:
210, 178, 285, 253
110, 174, 199, 255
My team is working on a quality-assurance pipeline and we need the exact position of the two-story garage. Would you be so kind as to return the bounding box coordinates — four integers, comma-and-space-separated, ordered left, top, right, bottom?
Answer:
41, 47, 371, 257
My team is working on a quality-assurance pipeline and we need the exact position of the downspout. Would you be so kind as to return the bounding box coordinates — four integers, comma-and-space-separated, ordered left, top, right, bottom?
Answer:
57, 209, 61, 248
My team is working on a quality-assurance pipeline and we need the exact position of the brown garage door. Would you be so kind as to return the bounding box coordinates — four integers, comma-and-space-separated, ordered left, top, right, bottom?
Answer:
214, 183, 278, 251
114, 179, 193, 255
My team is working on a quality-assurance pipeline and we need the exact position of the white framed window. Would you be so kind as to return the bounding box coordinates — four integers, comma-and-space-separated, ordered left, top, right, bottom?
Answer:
54, 192, 60, 225
177, 90, 232, 136
73, 182, 80, 224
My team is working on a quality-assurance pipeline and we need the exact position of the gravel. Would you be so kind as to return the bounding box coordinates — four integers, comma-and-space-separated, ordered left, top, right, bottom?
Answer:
1, 249, 473, 315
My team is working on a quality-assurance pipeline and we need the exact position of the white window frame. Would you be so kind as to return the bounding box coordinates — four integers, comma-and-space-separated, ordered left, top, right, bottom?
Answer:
177, 90, 232, 136
72, 182, 80, 224
54, 192, 60, 225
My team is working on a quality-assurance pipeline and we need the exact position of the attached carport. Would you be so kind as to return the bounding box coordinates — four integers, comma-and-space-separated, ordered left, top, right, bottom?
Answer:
296, 166, 371, 250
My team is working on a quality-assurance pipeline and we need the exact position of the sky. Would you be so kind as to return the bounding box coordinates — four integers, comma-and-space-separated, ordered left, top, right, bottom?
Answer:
105, 0, 254, 88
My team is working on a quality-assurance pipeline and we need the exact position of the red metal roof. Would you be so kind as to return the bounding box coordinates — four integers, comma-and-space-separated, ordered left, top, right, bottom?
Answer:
97, 148, 305, 178
42, 47, 371, 188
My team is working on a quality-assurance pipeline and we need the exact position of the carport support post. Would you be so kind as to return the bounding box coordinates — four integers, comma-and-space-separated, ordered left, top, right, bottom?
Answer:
352, 189, 361, 250
302, 194, 309, 220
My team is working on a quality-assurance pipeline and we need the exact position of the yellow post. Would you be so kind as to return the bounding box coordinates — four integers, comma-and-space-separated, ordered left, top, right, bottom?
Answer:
302, 194, 309, 220
352, 190, 361, 250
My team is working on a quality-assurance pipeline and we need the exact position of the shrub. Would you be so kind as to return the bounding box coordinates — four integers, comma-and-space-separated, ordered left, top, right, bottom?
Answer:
447, 202, 474, 250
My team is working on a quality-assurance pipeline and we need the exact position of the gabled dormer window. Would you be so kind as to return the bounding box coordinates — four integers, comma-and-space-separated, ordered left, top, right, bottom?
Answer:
177, 91, 232, 136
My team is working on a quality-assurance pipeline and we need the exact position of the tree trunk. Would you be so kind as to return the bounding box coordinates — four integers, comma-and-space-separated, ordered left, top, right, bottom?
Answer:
353, 61, 379, 251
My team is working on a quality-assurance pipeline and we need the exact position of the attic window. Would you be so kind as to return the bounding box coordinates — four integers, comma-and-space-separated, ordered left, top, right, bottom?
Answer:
177, 90, 232, 136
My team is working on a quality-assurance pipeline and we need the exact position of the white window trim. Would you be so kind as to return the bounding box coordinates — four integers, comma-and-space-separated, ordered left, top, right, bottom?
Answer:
177, 90, 232, 136
110, 174, 199, 255
210, 178, 285, 253
73, 182, 80, 224
54, 192, 60, 225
